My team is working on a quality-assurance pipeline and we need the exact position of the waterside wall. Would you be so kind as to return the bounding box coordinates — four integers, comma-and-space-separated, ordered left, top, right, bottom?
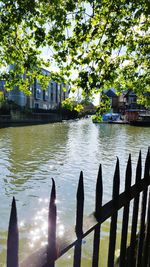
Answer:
0, 110, 62, 127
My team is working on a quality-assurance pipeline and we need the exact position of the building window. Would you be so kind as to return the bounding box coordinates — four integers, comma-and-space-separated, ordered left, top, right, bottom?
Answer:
35, 80, 42, 100
43, 90, 49, 101
56, 83, 58, 103
35, 103, 39, 109
36, 88, 41, 99
51, 83, 54, 102
43, 90, 46, 101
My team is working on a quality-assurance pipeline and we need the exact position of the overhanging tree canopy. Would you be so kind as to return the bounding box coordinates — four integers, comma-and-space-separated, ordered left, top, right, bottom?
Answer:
0, 0, 149, 105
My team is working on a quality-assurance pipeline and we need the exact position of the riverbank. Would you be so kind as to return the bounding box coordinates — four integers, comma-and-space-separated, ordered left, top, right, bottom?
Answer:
0, 112, 62, 128
0, 108, 94, 128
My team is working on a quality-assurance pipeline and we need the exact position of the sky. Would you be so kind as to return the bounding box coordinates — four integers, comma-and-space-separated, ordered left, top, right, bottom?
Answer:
39, 3, 105, 106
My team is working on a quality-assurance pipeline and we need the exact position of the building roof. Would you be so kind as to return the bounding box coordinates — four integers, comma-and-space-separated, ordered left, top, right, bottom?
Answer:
105, 89, 117, 98
124, 89, 136, 97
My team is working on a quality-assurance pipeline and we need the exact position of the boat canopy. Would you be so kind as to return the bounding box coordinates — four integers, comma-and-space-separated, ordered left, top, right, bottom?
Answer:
102, 113, 120, 121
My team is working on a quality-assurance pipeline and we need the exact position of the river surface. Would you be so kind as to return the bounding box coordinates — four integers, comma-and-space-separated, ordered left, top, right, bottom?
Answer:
0, 118, 149, 266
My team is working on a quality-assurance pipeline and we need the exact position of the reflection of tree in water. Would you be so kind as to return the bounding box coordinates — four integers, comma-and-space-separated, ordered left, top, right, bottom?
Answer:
96, 123, 148, 162
95, 124, 123, 164
1, 123, 70, 190
98, 123, 119, 142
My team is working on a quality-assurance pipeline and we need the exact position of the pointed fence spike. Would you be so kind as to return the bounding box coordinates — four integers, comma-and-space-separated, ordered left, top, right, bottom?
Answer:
7, 197, 19, 267
119, 154, 132, 266
77, 171, 84, 199
136, 150, 142, 183
95, 164, 103, 220
92, 164, 103, 267
125, 154, 132, 191
47, 178, 57, 265
144, 148, 150, 183
136, 150, 149, 267
128, 151, 142, 265
73, 172, 84, 267
51, 178, 56, 201
75, 171, 84, 236
112, 157, 120, 202
108, 158, 120, 267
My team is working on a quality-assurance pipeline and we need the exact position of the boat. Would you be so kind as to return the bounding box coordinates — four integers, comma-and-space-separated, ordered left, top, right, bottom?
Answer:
124, 109, 150, 126
102, 113, 128, 124
92, 113, 128, 124
129, 114, 150, 126
102, 113, 121, 122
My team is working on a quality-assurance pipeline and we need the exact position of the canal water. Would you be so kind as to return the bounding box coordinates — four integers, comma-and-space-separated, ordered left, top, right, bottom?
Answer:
0, 118, 149, 266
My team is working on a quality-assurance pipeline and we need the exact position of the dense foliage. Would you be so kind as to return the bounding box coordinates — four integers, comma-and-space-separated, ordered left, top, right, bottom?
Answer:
0, 0, 149, 103
62, 97, 83, 112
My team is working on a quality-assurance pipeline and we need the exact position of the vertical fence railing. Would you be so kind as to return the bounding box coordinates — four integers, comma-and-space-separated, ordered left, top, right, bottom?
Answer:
7, 197, 19, 267
142, 148, 150, 266
119, 154, 131, 267
142, 191, 150, 267
92, 164, 103, 267
137, 149, 150, 267
5, 148, 150, 267
47, 178, 57, 267
73, 171, 84, 267
108, 158, 120, 267
128, 151, 142, 266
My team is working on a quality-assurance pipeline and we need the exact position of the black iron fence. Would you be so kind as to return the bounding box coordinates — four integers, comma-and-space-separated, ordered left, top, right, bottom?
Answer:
6, 148, 150, 267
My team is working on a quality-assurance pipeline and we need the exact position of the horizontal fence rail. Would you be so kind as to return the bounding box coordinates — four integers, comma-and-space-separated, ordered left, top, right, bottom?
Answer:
4, 148, 150, 267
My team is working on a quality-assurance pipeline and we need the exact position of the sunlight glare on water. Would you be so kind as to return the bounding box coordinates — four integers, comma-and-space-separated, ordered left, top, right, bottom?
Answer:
0, 118, 149, 266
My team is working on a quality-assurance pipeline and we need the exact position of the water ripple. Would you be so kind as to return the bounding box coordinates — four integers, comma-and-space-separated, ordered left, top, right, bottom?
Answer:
0, 118, 149, 263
